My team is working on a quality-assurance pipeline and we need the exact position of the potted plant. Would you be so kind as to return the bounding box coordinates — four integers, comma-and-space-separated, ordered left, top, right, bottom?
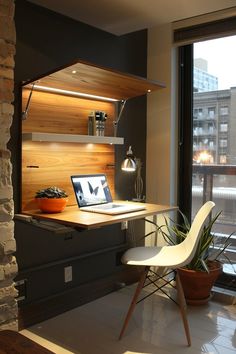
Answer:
149, 209, 234, 305
35, 186, 68, 213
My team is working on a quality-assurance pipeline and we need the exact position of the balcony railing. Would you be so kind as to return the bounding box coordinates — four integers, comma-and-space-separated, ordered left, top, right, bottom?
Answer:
193, 145, 216, 151
192, 164, 236, 203
192, 164, 236, 279
193, 114, 216, 121
193, 129, 217, 136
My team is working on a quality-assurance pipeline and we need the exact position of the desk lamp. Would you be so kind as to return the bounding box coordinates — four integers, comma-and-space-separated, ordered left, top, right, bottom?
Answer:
121, 146, 144, 202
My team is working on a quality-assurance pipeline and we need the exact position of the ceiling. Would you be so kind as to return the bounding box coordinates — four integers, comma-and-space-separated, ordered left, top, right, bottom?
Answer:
28, 0, 236, 35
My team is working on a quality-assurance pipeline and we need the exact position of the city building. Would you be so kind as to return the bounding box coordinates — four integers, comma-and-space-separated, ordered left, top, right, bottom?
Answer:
193, 87, 236, 164
194, 58, 218, 92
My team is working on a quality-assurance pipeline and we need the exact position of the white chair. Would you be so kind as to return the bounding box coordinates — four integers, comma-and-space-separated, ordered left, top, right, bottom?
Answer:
119, 201, 215, 346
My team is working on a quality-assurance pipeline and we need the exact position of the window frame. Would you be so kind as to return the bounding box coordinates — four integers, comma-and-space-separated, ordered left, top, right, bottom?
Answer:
178, 41, 236, 291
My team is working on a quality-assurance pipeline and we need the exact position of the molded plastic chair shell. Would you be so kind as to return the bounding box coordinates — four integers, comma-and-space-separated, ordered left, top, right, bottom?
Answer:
122, 201, 215, 269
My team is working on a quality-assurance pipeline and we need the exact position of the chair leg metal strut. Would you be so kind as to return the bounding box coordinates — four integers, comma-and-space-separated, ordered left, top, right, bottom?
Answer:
119, 267, 191, 346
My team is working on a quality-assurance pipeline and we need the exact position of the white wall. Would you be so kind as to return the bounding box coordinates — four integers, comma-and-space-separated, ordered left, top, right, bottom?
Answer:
147, 23, 178, 206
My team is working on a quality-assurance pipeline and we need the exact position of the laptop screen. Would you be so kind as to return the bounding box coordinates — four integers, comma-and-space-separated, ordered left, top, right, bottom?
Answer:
71, 174, 113, 207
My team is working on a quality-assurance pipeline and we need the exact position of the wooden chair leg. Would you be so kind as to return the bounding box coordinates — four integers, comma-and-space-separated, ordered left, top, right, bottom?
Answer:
176, 272, 191, 346
119, 266, 149, 340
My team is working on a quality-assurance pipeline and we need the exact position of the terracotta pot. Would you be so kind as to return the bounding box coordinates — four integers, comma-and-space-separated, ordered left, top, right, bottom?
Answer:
177, 261, 222, 305
36, 198, 68, 213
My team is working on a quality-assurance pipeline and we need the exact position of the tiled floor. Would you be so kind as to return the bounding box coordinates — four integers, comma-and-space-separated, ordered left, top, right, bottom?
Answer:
21, 284, 236, 354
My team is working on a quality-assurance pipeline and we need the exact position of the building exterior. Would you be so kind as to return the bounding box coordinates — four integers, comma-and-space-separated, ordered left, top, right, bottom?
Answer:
193, 88, 236, 165
194, 58, 218, 92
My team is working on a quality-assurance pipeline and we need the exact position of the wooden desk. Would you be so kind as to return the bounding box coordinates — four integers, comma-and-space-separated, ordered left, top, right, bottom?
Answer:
23, 202, 177, 230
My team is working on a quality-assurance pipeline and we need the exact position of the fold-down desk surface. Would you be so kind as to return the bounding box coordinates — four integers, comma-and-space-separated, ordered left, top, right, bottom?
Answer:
22, 202, 177, 230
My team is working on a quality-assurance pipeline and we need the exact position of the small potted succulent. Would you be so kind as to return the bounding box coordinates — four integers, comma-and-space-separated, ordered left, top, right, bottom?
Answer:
35, 186, 68, 213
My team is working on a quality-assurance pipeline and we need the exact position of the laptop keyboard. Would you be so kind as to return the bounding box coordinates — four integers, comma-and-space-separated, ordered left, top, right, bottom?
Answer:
92, 204, 123, 210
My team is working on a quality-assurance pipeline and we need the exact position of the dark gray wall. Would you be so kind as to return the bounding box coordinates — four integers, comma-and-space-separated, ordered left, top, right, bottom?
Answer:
12, 0, 147, 323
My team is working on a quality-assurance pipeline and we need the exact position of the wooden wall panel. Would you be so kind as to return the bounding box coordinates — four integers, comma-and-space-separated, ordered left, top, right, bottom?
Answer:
21, 88, 117, 212
22, 142, 115, 211
22, 89, 116, 136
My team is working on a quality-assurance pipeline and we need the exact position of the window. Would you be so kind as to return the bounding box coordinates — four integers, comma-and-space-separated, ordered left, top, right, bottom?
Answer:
198, 108, 203, 117
220, 123, 228, 132
220, 106, 229, 115
209, 140, 214, 148
220, 155, 227, 163
208, 107, 215, 118
208, 123, 214, 134
194, 108, 203, 118
219, 139, 227, 148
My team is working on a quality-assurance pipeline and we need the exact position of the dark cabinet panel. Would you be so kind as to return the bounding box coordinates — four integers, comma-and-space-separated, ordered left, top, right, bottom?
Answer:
15, 220, 126, 270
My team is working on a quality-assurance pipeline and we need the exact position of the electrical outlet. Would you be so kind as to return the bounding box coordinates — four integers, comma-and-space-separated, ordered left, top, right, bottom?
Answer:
64, 266, 72, 283
121, 221, 128, 230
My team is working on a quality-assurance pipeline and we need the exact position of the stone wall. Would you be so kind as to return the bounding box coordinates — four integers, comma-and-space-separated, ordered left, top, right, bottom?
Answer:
0, 0, 18, 330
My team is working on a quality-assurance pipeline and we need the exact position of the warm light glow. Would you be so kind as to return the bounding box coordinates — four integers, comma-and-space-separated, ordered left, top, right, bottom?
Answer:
121, 166, 136, 172
194, 151, 213, 164
86, 143, 94, 149
49, 143, 60, 150
31, 84, 119, 102
72, 70, 77, 74
147, 89, 151, 93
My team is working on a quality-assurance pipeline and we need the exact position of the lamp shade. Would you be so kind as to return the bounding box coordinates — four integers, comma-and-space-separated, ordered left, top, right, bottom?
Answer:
121, 146, 136, 172
121, 158, 136, 171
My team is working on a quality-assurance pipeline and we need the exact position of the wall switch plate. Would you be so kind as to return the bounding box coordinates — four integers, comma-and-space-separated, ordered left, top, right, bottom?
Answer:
64, 266, 72, 283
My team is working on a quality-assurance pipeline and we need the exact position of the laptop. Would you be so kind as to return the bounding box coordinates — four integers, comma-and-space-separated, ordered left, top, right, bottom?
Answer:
71, 174, 146, 215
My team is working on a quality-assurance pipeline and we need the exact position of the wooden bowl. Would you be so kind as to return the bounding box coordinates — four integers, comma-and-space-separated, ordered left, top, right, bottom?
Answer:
36, 198, 68, 213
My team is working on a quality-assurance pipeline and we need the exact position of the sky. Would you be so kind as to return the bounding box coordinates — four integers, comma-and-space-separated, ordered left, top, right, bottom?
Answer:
194, 35, 236, 90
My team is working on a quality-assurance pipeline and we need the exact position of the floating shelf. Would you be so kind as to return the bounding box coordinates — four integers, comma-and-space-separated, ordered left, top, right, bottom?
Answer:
22, 132, 124, 145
